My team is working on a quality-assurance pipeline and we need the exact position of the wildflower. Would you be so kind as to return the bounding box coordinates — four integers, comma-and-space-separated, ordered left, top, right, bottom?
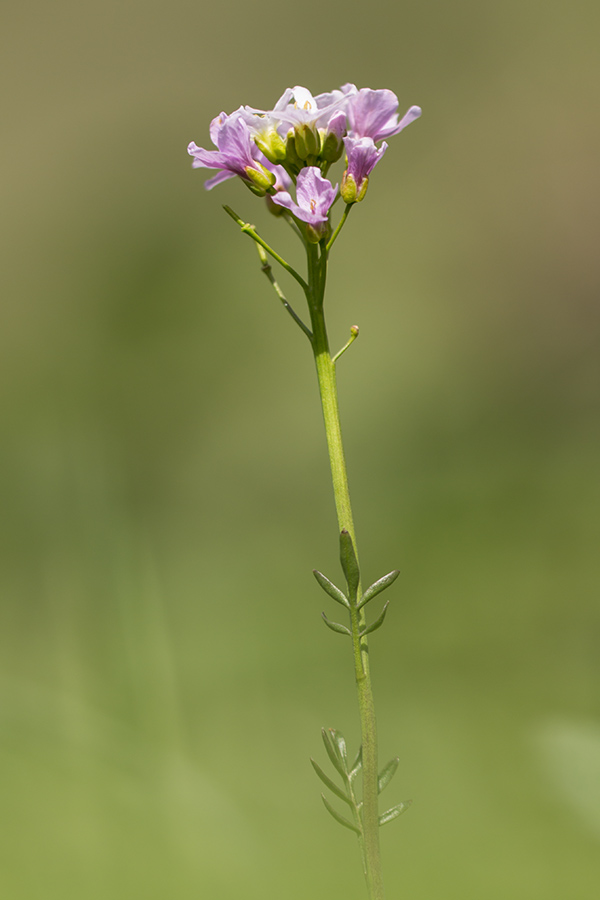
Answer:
341, 136, 387, 203
271, 167, 337, 240
188, 111, 275, 194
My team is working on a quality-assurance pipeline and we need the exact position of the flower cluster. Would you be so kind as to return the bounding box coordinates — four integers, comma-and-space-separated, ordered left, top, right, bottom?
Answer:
188, 84, 421, 239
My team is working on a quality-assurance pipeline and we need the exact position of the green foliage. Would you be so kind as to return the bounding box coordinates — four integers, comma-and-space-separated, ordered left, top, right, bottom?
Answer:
377, 758, 399, 794
321, 794, 362, 835
358, 600, 390, 637
339, 529, 360, 602
321, 612, 351, 636
357, 570, 400, 609
313, 569, 350, 608
379, 802, 411, 827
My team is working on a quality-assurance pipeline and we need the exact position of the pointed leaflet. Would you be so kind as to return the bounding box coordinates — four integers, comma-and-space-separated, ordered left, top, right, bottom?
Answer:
357, 570, 400, 609
313, 569, 350, 608
339, 529, 360, 602
310, 759, 352, 806
329, 728, 349, 770
321, 794, 362, 835
321, 612, 351, 636
379, 801, 411, 826
358, 600, 390, 637
377, 757, 399, 794
321, 728, 347, 779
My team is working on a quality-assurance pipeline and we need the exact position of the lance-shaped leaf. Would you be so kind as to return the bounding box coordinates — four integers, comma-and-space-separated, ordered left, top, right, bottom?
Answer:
349, 745, 363, 782
321, 728, 347, 779
379, 800, 411, 826
329, 728, 349, 770
311, 759, 352, 806
339, 529, 360, 602
378, 757, 399, 794
357, 570, 400, 609
358, 600, 390, 637
321, 794, 362, 835
313, 569, 350, 608
321, 612, 351, 636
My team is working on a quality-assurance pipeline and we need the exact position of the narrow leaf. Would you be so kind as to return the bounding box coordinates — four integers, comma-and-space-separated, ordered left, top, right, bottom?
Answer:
321, 728, 346, 778
378, 757, 399, 794
329, 729, 348, 769
313, 569, 350, 608
358, 570, 400, 609
379, 801, 412, 826
339, 529, 360, 602
310, 759, 351, 805
321, 612, 351, 636
358, 600, 390, 638
349, 745, 363, 781
321, 794, 361, 835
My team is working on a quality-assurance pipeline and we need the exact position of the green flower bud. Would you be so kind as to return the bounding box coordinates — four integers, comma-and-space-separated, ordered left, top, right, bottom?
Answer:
341, 170, 369, 204
294, 123, 320, 160
244, 162, 277, 196
321, 129, 344, 164
254, 129, 287, 165
285, 132, 303, 174
340, 171, 357, 204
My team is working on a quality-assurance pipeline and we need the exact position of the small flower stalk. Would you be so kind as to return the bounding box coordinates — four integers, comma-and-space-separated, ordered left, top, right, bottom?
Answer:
188, 83, 421, 900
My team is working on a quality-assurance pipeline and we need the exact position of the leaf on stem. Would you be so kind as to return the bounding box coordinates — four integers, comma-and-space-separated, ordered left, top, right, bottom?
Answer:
357, 570, 400, 609
339, 529, 360, 602
379, 801, 412, 826
377, 757, 399, 794
310, 759, 351, 805
313, 570, 350, 608
321, 794, 362, 835
321, 728, 347, 779
329, 728, 349, 770
321, 612, 351, 636
358, 600, 390, 637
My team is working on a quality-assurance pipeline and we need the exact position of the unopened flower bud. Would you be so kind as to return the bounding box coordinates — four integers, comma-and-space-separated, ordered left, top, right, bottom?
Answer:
254, 129, 287, 165
294, 123, 320, 160
285, 132, 303, 173
341, 171, 357, 204
244, 162, 277, 195
321, 130, 344, 163
320, 111, 347, 163
341, 170, 369, 204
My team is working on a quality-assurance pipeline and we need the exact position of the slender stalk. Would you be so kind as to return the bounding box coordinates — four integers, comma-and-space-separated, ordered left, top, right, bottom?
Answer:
306, 242, 385, 900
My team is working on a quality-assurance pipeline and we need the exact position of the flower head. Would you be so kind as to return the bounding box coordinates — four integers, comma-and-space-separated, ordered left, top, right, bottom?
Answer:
271, 167, 337, 240
188, 84, 421, 198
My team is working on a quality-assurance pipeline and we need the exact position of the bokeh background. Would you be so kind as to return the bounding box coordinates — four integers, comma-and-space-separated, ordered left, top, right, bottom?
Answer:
2, 0, 599, 897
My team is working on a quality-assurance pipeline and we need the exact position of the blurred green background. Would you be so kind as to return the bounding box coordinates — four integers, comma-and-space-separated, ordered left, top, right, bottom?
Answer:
2, 0, 599, 897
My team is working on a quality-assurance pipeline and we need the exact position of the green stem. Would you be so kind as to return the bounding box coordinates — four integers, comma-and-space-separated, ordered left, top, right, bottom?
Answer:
306, 243, 385, 900
223, 205, 309, 292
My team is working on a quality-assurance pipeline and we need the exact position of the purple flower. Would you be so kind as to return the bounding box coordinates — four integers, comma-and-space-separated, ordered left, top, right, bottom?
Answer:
341, 136, 387, 203
345, 87, 421, 142
271, 167, 337, 238
188, 111, 275, 193
259, 85, 349, 133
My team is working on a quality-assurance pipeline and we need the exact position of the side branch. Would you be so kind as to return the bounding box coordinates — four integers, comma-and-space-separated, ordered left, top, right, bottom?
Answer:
223, 205, 309, 292
332, 326, 359, 364
256, 246, 312, 339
